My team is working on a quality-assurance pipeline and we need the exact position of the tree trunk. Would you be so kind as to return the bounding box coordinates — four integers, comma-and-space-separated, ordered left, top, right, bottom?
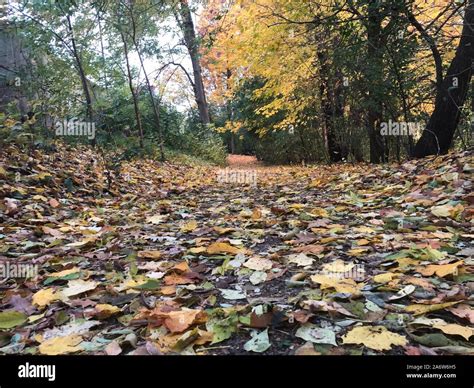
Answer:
129, 8, 165, 160
66, 14, 95, 145
317, 48, 346, 163
176, 0, 210, 125
120, 29, 144, 148
367, 0, 386, 163
413, 0, 474, 157
0, 22, 29, 115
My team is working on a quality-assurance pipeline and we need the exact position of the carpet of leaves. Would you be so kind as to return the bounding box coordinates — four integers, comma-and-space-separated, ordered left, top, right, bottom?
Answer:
0, 145, 473, 355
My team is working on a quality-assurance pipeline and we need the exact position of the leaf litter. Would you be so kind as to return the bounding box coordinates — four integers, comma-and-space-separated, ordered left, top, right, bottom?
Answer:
0, 145, 473, 355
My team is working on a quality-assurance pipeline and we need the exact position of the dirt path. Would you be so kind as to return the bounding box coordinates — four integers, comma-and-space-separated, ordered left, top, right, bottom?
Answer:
226, 154, 262, 168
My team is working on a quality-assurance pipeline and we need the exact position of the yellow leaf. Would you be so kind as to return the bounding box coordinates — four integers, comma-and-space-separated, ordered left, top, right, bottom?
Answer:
119, 278, 147, 290
322, 260, 355, 273
320, 237, 338, 244
206, 242, 246, 255
347, 248, 369, 257
342, 326, 407, 351
180, 220, 198, 233
32, 288, 64, 308
353, 226, 376, 234
396, 257, 419, 269
213, 227, 234, 235
95, 304, 121, 319
416, 261, 463, 278
289, 203, 305, 210
39, 335, 83, 355
405, 301, 460, 316
310, 274, 362, 296
310, 208, 329, 217
356, 239, 370, 246
373, 273, 395, 284
433, 323, 474, 341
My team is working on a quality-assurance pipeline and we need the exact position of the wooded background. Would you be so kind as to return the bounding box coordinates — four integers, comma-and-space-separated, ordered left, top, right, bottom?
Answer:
0, 0, 473, 164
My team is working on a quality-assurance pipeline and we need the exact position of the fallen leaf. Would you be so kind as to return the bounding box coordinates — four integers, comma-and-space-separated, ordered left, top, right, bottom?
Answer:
405, 301, 460, 316
180, 220, 198, 232
373, 273, 395, 283
243, 257, 273, 271
49, 198, 60, 208
146, 215, 167, 224
447, 304, 474, 324
249, 271, 267, 285
432, 323, 474, 341
310, 208, 329, 217
38, 334, 83, 355
342, 326, 407, 351
243, 329, 271, 353
294, 342, 321, 355
296, 324, 337, 346
32, 288, 64, 307
95, 304, 121, 319
220, 289, 247, 300
322, 259, 355, 273
293, 244, 325, 255
206, 242, 246, 255
303, 300, 355, 317
62, 279, 98, 298
310, 274, 362, 296
0, 311, 27, 329
164, 309, 207, 333
105, 341, 122, 355
416, 261, 463, 278
189, 247, 207, 254
287, 253, 314, 267
388, 285, 416, 300
137, 250, 162, 260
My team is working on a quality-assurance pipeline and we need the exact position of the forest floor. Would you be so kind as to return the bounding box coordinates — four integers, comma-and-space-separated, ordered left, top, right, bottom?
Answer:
0, 144, 473, 355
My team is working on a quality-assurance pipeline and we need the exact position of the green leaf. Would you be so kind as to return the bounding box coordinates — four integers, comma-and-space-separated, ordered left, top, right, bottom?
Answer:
0, 311, 27, 329
206, 309, 239, 344
133, 279, 161, 290
44, 272, 81, 285
244, 329, 271, 353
